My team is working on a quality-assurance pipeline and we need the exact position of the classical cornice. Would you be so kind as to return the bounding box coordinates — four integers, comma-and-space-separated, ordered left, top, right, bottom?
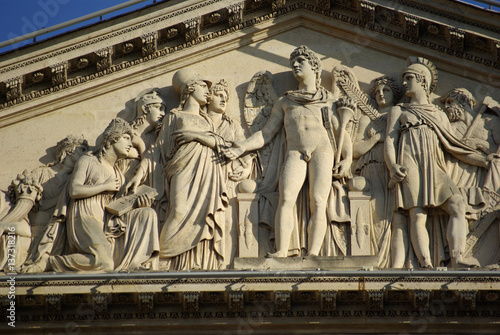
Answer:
1, 271, 500, 334
0, 0, 499, 126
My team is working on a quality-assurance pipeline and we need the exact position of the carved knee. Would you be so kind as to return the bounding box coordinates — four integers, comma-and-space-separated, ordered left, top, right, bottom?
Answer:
447, 195, 466, 216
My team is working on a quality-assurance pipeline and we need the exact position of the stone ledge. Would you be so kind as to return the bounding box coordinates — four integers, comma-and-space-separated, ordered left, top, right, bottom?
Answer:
234, 256, 379, 270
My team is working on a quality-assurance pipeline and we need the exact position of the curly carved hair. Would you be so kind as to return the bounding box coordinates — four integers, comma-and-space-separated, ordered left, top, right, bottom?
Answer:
370, 76, 403, 104
210, 79, 230, 101
441, 88, 476, 109
48, 135, 88, 167
289, 45, 322, 88
95, 118, 133, 160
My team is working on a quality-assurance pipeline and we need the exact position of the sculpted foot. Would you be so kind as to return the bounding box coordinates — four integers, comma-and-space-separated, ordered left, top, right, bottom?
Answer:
19, 254, 50, 273
451, 254, 480, 268
266, 251, 287, 258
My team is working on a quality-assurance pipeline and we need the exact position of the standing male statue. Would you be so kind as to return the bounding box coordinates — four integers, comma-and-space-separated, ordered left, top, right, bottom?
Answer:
224, 45, 353, 257
384, 57, 489, 268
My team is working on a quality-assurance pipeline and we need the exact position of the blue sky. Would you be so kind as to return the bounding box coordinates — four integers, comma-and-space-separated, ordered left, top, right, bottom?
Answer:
0, 0, 156, 52
0, 0, 498, 53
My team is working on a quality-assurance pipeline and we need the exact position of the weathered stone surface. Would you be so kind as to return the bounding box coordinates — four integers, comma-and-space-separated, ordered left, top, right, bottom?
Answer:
0, 0, 499, 332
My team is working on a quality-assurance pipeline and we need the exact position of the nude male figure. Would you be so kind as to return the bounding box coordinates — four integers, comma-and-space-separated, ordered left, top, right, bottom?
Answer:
224, 46, 352, 257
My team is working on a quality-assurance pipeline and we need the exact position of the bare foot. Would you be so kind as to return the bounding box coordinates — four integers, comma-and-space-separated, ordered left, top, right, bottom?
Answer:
266, 251, 287, 258
452, 255, 480, 268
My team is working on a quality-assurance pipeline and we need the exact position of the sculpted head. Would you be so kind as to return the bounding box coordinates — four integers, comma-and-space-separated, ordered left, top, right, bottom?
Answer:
96, 118, 134, 160
133, 89, 166, 128
402, 57, 438, 99
441, 88, 475, 123
289, 46, 322, 88
370, 76, 402, 108
49, 135, 89, 168
172, 69, 212, 109
208, 79, 229, 114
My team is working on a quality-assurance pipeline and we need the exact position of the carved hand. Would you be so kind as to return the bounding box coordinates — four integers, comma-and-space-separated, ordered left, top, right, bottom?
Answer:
173, 130, 200, 146
222, 142, 245, 161
125, 173, 142, 195
332, 159, 352, 179
136, 194, 154, 208
104, 176, 121, 192
388, 164, 407, 188
228, 165, 245, 181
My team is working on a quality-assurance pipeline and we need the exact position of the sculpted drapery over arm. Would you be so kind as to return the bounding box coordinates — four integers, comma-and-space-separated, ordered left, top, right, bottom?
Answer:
383, 56, 489, 269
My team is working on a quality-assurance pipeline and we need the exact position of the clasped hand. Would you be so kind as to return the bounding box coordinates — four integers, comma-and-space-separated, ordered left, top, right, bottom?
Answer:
222, 142, 244, 160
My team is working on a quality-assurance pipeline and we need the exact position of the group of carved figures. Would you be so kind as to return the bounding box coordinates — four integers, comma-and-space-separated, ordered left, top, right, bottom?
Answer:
1, 46, 499, 273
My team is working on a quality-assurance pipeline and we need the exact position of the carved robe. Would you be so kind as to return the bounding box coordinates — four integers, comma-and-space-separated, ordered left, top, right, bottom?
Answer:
395, 104, 479, 210
49, 155, 159, 272
156, 110, 228, 270
356, 141, 393, 268
395, 104, 482, 266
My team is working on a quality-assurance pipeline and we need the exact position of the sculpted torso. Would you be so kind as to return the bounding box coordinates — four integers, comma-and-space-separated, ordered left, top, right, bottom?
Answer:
282, 99, 335, 155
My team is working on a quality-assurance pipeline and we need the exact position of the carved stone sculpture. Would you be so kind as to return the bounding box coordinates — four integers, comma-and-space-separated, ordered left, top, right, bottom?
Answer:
224, 46, 353, 257
0, 136, 88, 272
129, 69, 229, 270
30, 119, 159, 272
384, 57, 489, 268
131, 88, 167, 150
352, 76, 407, 268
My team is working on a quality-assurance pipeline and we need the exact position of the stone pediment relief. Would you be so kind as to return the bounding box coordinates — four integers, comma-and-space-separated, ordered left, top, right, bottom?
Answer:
1, 2, 500, 333
0, 0, 499, 277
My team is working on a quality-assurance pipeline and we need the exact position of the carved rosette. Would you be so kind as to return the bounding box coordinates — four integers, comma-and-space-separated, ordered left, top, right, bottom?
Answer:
183, 292, 199, 312
315, 0, 331, 11
359, 1, 375, 23
92, 292, 109, 314
45, 294, 63, 317
448, 28, 465, 52
184, 18, 201, 43
77, 58, 89, 69
50, 62, 68, 86
5, 76, 22, 102
459, 290, 477, 311
228, 292, 244, 312
227, 2, 244, 28
495, 40, 500, 63
403, 14, 420, 38
95, 46, 113, 72
413, 290, 430, 310
272, 0, 286, 12
209, 12, 221, 24
320, 291, 337, 311
367, 290, 384, 311
122, 42, 134, 54
141, 32, 158, 58
32, 72, 44, 83
138, 292, 154, 313
274, 291, 291, 312
166, 28, 179, 39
